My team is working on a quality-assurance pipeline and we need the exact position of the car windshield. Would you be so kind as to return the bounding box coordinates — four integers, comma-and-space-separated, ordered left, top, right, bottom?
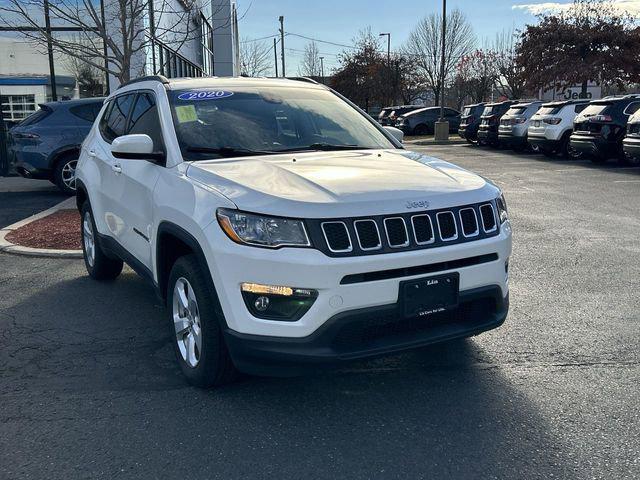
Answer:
169, 86, 396, 160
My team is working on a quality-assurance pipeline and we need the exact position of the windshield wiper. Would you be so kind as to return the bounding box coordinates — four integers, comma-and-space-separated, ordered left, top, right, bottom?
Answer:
186, 146, 273, 158
273, 143, 372, 152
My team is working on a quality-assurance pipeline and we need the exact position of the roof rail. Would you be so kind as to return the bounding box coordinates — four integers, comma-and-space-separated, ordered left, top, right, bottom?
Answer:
117, 75, 170, 90
286, 76, 321, 85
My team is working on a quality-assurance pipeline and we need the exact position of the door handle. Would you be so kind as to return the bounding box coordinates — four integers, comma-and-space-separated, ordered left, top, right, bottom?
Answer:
87, 149, 97, 157
112, 164, 122, 174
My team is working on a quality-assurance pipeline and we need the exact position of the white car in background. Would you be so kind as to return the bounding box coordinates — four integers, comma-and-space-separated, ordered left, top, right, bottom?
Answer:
527, 100, 589, 157
497, 100, 543, 151
75, 76, 512, 387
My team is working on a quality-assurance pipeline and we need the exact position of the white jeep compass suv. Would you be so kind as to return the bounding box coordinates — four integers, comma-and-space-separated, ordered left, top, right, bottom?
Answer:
527, 100, 589, 157
75, 76, 512, 387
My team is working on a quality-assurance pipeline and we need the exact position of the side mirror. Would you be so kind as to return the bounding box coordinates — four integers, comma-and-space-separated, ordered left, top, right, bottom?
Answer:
111, 134, 164, 164
383, 126, 404, 143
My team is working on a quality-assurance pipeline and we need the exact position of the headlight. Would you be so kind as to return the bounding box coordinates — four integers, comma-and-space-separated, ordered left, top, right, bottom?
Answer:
496, 193, 508, 223
216, 208, 311, 248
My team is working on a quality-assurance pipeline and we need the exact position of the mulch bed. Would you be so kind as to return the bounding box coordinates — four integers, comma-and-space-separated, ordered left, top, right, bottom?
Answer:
6, 209, 81, 250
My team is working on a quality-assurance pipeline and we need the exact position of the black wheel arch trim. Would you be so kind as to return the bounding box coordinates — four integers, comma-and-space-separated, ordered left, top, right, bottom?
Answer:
49, 144, 81, 168
156, 221, 230, 328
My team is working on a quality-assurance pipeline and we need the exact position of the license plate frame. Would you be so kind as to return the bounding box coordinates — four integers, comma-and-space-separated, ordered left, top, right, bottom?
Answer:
401, 273, 459, 319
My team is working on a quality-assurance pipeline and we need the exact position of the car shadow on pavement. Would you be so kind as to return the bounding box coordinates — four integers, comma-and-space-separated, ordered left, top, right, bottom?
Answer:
2, 269, 572, 479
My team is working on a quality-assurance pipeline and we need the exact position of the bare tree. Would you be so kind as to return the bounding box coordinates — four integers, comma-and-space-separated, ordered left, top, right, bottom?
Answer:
239, 38, 272, 77
0, 0, 217, 84
494, 29, 527, 99
404, 8, 475, 105
298, 41, 321, 77
62, 39, 105, 97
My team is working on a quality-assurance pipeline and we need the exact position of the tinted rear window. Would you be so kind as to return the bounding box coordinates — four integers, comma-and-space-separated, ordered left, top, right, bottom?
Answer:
18, 107, 51, 126
70, 103, 102, 123
538, 106, 561, 115
581, 104, 610, 116
624, 102, 640, 115
506, 107, 527, 115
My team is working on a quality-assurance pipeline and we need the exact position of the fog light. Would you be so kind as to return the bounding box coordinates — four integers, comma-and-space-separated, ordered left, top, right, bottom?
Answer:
240, 283, 318, 321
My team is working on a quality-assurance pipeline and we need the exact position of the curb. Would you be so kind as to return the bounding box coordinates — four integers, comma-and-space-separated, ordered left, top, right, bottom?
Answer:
0, 197, 83, 259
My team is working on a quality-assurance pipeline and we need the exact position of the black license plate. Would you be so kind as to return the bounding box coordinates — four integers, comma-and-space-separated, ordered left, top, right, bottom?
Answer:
401, 273, 459, 318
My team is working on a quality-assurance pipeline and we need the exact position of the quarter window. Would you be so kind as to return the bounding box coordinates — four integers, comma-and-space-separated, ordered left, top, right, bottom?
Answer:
624, 102, 640, 116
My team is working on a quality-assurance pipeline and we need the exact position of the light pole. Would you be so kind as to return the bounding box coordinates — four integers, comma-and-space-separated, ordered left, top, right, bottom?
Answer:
319, 56, 324, 84
379, 33, 391, 106
434, 0, 449, 141
278, 16, 285, 77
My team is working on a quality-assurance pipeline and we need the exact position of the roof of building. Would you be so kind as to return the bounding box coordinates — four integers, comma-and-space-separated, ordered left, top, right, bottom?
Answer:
0, 75, 76, 87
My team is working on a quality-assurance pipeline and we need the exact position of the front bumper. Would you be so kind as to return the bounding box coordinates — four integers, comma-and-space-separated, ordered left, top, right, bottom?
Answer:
570, 134, 618, 159
225, 286, 509, 376
203, 220, 511, 338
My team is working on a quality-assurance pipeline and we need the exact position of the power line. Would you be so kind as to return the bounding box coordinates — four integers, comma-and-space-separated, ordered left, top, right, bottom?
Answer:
284, 32, 357, 49
240, 34, 278, 43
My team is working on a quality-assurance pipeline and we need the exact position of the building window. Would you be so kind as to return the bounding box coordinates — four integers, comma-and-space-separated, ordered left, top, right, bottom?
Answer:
201, 14, 214, 76
1, 95, 37, 122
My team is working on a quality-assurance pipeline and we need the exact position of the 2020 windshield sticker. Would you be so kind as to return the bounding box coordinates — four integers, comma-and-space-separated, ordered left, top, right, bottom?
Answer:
177, 90, 234, 101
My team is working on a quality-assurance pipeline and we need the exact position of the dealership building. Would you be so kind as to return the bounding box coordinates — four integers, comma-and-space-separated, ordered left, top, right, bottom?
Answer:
0, 0, 239, 123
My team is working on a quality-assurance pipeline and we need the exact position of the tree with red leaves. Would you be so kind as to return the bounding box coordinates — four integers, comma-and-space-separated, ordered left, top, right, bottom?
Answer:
516, 0, 640, 96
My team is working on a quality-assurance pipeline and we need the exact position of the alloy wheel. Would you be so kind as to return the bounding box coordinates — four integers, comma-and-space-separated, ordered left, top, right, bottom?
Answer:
61, 159, 78, 191
173, 277, 202, 368
83, 211, 95, 267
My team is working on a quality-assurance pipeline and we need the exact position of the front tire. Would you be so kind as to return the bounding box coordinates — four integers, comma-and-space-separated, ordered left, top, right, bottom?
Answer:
168, 254, 237, 388
81, 202, 123, 281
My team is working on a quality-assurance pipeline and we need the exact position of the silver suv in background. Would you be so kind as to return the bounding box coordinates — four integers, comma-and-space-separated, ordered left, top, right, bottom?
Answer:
528, 100, 589, 158
622, 109, 640, 165
497, 101, 542, 151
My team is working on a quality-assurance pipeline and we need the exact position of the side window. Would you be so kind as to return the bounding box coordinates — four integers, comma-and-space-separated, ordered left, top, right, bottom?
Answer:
624, 102, 640, 116
128, 92, 165, 153
445, 108, 458, 117
575, 104, 587, 114
70, 103, 101, 123
99, 94, 135, 143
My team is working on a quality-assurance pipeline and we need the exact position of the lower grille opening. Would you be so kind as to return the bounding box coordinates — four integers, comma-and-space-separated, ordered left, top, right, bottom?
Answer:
331, 297, 497, 351
340, 253, 499, 285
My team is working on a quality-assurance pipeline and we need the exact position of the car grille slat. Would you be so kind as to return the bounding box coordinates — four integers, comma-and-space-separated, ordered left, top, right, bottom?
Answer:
479, 204, 497, 232
459, 208, 479, 237
384, 217, 409, 248
436, 211, 458, 241
354, 220, 381, 250
321, 221, 352, 252
411, 214, 434, 245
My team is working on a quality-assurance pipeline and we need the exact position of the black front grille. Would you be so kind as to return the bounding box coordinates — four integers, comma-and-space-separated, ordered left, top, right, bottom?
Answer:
306, 200, 501, 257
411, 215, 434, 244
459, 208, 479, 237
437, 212, 457, 240
384, 218, 409, 247
354, 220, 381, 250
479, 204, 497, 232
321, 222, 351, 252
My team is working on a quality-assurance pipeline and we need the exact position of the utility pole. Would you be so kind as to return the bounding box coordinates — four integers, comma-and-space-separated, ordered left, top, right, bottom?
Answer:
43, 0, 57, 101
278, 16, 285, 77
273, 38, 279, 77
434, 0, 449, 141
379, 32, 391, 106
319, 56, 324, 84
100, 0, 109, 95
439, 0, 446, 119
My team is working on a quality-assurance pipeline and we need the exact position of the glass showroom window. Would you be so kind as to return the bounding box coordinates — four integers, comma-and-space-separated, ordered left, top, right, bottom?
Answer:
1, 94, 37, 121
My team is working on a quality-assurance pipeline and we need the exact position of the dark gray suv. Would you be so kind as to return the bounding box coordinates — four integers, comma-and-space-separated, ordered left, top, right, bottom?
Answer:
396, 107, 461, 136
9, 97, 104, 194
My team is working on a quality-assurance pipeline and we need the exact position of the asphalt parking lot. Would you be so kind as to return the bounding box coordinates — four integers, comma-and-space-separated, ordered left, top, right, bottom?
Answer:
0, 177, 69, 229
1, 145, 639, 479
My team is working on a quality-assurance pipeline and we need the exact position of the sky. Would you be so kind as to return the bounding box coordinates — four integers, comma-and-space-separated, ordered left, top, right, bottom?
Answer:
237, 0, 640, 75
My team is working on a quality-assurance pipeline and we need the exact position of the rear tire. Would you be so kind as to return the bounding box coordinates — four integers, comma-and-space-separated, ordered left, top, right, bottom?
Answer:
618, 153, 640, 166
81, 202, 123, 281
54, 154, 79, 195
168, 254, 237, 388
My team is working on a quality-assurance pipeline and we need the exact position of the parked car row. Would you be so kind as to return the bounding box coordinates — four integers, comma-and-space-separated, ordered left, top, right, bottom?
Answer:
460, 94, 640, 165
379, 105, 462, 136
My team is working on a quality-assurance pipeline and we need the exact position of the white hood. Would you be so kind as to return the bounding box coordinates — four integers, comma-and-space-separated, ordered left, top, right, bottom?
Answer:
186, 149, 499, 218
